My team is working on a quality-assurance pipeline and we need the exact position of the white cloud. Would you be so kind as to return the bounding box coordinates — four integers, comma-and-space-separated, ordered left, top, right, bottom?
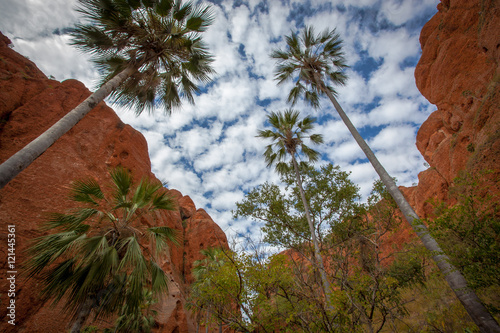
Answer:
367, 29, 420, 64
211, 190, 245, 211
194, 138, 244, 171
327, 139, 365, 165
0, 0, 78, 40
380, 0, 439, 26
229, 5, 252, 44
171, 122, 224, 160
368, 98, 425, 126
368, 65, 418, 97
11, 35, 98, 88
337, 70, 372, 107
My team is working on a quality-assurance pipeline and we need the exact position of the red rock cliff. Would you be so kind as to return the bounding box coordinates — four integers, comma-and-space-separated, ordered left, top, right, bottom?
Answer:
405, 0, 499, 218
0, 32, 228, 333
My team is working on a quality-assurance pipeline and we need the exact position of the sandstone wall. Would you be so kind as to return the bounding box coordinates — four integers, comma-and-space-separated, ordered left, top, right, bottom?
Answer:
404, 0, 499, 218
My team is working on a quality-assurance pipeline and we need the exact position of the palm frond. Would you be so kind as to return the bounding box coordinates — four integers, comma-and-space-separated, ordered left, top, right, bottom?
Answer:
149, 260, 169, 293
111, 166, 133, 203
148, 226, 180, 254
309, 133, 324, 145
287, 83, 305, 106
258, 109, 323, 173
44, 212, 87, 231
270, 24, 348, 107
155, 0, 173, 17
24, 232, 85, 278
275, 161, 292, 175
304, 90, 320, 109
186, 3, 215, 32
117, 236, 147, 272
151, 192, 176, 211
24, 166, 182, 327
300, 144, 321, 163
70, 178, 104, 205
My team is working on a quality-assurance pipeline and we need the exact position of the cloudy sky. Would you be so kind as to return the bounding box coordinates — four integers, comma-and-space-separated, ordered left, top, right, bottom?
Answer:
0, 0, 438, 243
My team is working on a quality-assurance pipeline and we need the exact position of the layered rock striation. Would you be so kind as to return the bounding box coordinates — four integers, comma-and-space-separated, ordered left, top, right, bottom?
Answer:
0, 32, 228, 332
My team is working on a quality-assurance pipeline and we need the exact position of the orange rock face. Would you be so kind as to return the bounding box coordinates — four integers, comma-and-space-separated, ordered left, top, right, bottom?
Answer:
407, 0, 499, 217
0, 33, 229, 332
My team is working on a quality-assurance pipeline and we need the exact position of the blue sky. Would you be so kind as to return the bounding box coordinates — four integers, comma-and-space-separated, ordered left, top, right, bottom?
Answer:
0, 0, 438, 243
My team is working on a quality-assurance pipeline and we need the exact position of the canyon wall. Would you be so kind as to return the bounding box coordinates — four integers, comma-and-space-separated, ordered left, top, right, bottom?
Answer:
405, 0, 499, 217
0, 32, 228, 333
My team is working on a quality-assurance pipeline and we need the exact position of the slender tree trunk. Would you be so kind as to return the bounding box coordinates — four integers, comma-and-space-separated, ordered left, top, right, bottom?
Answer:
0, 66, 136, 190
291, 155, 333, 311
70, 296, 94, 333
319, 80, 500, 333
205, 310, 209, 333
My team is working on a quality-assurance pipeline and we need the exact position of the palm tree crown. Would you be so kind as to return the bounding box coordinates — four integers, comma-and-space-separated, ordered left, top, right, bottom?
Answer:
271, 25, 348, 108
72, 0, 215, 114
257, 109, 324, 174
24, 167, 179, 330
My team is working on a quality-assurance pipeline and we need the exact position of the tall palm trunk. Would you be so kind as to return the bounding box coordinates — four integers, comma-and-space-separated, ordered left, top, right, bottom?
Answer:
0, 66, 136, 190
291, 154, 333, 310
70, 296, 95, 333
317, 75, 500, 332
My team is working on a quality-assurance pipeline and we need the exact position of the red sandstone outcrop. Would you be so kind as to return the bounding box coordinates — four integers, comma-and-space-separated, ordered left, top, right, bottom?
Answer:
0, 32, 228, 333
405, 0, 499, 218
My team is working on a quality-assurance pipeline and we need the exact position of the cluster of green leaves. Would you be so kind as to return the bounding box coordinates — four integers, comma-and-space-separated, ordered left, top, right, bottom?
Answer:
428, 171, 500, 312
188, 248, 252, 332
186, 164, 426, 332
234, 164, 360, 249
187, 247, 351, 332
257, 109, 324, 175
24, 167, 179, 331
271, 25, 348, 108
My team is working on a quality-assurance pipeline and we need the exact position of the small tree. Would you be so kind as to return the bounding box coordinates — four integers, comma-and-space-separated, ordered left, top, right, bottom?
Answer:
24, 167, 179, 333
189, 248, 246, 333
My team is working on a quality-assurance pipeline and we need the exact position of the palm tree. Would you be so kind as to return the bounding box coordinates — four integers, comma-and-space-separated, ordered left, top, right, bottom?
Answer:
271, 25, 500, 332
0, 0, 215, 190
257, 109, 334, 313
24, 167, 180, 333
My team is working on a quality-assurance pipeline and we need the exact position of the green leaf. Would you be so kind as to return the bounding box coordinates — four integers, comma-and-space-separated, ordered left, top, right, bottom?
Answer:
127, 0, 141, 9
155, 0, 173, 16
186, 16, 202, 31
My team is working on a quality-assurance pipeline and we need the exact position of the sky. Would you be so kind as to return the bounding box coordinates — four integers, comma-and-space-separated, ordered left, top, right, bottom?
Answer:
0, 0, 439, 245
